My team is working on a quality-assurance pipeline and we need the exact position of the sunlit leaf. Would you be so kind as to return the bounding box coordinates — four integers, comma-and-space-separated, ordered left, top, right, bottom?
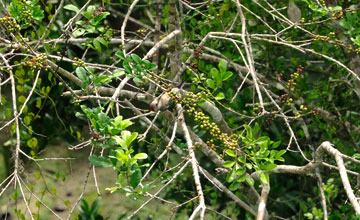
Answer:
134, 153, 148, 160
223, 161, 235, 168
64, 4, 79, 13
88, 155, 112, 168
225, 149, 236, 157
130, 169, 142, 189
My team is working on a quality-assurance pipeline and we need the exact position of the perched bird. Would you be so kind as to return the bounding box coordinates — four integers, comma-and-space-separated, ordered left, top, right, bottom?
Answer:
150, 88, 182, 112
287, 0, 302, 23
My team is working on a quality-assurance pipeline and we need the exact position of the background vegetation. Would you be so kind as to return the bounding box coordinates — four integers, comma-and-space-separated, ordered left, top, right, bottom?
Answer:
1, 0, 360, 219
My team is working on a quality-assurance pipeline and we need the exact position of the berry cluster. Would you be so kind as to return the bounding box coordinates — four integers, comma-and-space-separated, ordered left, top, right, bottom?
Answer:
168, 90, 239, 151
191, 62, 198, 71
293, 104, 309, 119
92, 7, 106, 17
146, 72, 161, 84
318, 0, 326, 7
275, 73, 283, 81
253, 103, 261, 115
286, 65, 303, 92
279, 94, 293, 106
286, 79, 296, 91
192, 109, 238, 150
24, 53, 48, 70
72, 57, 86, 67
194, 46, 203, 60
332, 10, 344, 20
136, 29, 146, 36
13, 0, 35, 27
314, 30, 360, 54
172, 91, 202, 108
314, 35, 330, 42
312, 107, 319, 117
331, 7, 357, 20
299, 105, 308, 111
0, 14, 21, 33
189, 46, 204, 73
296, 65, 304, 74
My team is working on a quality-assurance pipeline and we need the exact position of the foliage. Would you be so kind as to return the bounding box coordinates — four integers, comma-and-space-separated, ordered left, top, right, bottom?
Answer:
77, 198, 107, 220
1, 0, 360, 219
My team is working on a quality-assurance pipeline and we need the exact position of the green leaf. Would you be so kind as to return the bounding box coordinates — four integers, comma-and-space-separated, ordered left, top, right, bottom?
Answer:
353, 153, 360, 160
113, 131, 138, 149
18, 95, 26, 103
210, 68, 221, 85
123, 61, 132, 74
120, 120, 133, 130
84, 25, 95, 33
115, 51, 125, 60
88, 155, 112, 167
244, 125, 253, 139
255, 136, 269, 145
93, 38, 102, 52
218, 59, 227, 73
328, 6, 342, 11
245, 163, 252, 169
264, 163, 277, 171
226, 168, 236, 182
113, 135, 126, 149
93, 75, 110, 86
64, 200, 70, 207
222, 71, 233, 81
36, 99, 41, 109
275, 150, 286, 161
225, 149, 236, 157
259, 172, 269, 184
98, 112, 110, 124
131, 54, 142, 64
253, 122, 259, 136
223, 161, 235, 168
113, 115, 123, 126
114, 148, 128, 164
306, 91, 319, 100
32, 6, 44, 22
76, 67, 87, 81
17, 85, 24, 92
97, 37, 108, 47
64, 4, 79, 13
238, 156, 246, 164
123, 131, 138, 148
52, 188, 57, 195
134, 153, 148, 160
351, 36, 360, 47
82, 11, 92, 19
237, 173, 246, 182
87, 5, 96, 13
272, 141, 281, 149
214, 92, 225, 100
112, 69, 125, 77
117, 173, 125, 187
93, 12, 110, 25
229, 182, 241, 191
130, 169, 142, 189
108, 126, 122, 136
27, 137, 38, 148
143, 60, 157, 70
206, 79, 215, 89
24, 116, 31, 125
72, 28, 86, 37
235, 167, 245, 176
245, 175, 254, 186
